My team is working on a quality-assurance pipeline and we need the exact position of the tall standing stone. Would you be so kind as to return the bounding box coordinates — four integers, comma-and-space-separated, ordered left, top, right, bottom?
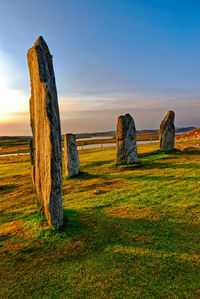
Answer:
116, 113, 138, 165
159, 111, 175, 151
27, 36, 63, 229
29, 138, 35, 187
64, 134, 80, 177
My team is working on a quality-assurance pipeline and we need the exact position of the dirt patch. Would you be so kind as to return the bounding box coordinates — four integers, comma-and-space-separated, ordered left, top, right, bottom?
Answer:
64, 238, 85, 251
0, 220, 21, 236
2, 240, 24, 253
134, 233, 150, 242
106, 207, 162, 220
0, 220, 36, 240
133, 207, 162, 220
12, 174, 29, 181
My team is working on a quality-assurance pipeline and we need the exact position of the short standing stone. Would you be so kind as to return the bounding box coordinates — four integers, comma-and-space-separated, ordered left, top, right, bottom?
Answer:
64, 134, 80, 177
159, 111, 175, 151
116, 113, 138, 164
29, 138, 35, 187
27, 36, 63, 229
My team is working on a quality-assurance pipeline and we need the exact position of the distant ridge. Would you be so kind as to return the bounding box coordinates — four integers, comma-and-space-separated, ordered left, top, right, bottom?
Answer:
0, 127, 196, 140
175, 127, 196, 133
176, 128, 200, 141
75, 127, 196, 139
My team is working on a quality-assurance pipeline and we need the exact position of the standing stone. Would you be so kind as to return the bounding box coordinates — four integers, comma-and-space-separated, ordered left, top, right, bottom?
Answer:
116, 113, 138, 164
64, 134, 80, 177
29, 138, 35, 187
27, 36, 63, 229
159, 111, 175, 151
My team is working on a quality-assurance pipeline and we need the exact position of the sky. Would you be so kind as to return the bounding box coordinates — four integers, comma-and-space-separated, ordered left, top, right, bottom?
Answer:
0, 0, 200, 135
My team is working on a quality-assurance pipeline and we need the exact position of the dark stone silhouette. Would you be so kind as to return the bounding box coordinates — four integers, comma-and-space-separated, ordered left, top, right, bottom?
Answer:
29, 138, 35, 187
27, 36, 63, 229
116, 113, 138, 164
159, 111, 175, 151
64, 134, 79, 177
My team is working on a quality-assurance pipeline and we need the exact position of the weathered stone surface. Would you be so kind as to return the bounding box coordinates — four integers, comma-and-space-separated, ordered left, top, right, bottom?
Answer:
64, 134, 79, 177
181, 146, 200, 152
93, 189, 100, 195
29, 138, 35, 187
116, 113, 138, 164
27, 36, 63, 229
159, 111, 175, 151
29, 138, 35, 165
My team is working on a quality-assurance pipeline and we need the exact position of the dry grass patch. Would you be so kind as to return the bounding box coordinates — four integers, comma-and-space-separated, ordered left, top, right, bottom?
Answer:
105, 207, 163, 220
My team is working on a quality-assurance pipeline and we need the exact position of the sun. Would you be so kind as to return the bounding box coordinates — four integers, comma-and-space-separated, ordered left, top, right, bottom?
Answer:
0, 53, 28, 123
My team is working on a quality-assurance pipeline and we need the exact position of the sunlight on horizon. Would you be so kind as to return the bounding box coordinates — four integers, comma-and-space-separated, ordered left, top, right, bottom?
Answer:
0, 52, 28, 123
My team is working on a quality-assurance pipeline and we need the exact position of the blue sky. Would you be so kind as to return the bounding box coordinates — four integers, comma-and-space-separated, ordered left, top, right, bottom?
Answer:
0, 0, 200, 135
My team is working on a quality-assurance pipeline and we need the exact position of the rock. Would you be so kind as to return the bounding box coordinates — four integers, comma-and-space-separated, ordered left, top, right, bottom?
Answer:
29, 138, 34, 165
28, 138, 35, 187
181, 146, 200, 152
0, 233, 10, 238
27, 36, 63, 229
69, 184, 75, 189
93, 189, 100, 194
159, 111, 175, 151
116, 113, 138, 165
64, 134, 80, 177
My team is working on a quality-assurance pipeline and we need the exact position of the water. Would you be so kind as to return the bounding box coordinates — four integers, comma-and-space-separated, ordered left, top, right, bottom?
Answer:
0, 153, 29, 158
0, 140, 158, 157
77, 139, 158, 150
77, 136, 114, 141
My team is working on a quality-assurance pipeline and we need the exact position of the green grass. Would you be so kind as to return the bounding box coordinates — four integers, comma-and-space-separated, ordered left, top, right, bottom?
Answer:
1, 141, 200, 298
0, 136, 30, 148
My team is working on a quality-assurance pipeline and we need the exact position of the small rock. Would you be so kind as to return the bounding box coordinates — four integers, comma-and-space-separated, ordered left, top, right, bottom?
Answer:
181, 146, 200, 152
93, 189, 100, 194
99, 181, 106, 185
69, 185, 75, 188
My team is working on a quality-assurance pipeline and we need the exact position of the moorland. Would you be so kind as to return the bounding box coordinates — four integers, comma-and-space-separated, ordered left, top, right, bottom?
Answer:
1, 138, 200, 297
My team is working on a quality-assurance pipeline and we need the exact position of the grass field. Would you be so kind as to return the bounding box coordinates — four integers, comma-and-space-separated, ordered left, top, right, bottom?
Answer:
0, 134, 159, 156
1, 141, 200, 298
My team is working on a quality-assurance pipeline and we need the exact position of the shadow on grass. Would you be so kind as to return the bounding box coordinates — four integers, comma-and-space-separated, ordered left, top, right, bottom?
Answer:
83, 160, 112, 168
23, 207, 200, 262
3, 206, 200, 298
123, 174, 199, 182
111, 160, 200, 174
138, 149, 182, 159
182, 150, 200, 155
64, 171, 109, 180
0, 184, 17, 194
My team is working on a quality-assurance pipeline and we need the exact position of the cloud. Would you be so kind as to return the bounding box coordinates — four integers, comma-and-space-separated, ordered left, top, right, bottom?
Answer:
59, 91, 200, 133
0, 50, 29, 125
1, 50, 199, 135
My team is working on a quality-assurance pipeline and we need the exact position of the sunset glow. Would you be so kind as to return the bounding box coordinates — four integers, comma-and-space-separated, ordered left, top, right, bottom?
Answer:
0, 53, 28, 124
0, 1, 200, 135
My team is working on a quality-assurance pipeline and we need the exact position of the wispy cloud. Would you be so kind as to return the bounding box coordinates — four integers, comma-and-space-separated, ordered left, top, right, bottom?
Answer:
1, 49, 199, 135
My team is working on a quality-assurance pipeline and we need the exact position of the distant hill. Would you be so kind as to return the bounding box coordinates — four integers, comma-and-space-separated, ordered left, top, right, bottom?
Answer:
75, 127, 196, 139
0, 127, 197, 144
175, 127, 196, 133
176, 128, 200, 141
76, 131, 115, 139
